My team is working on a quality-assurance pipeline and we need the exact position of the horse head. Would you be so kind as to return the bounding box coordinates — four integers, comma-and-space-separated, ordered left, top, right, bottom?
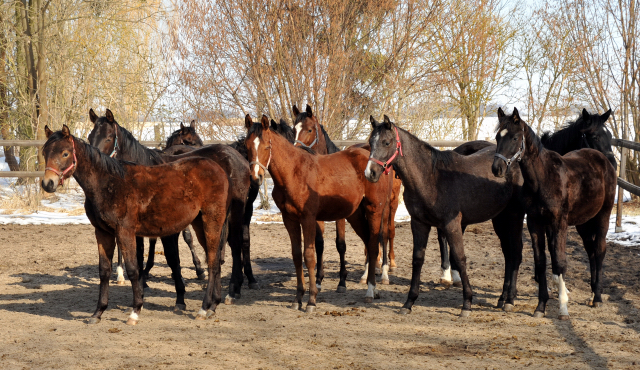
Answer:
244, 114, 273, 186
87, 108, 120, 157
42, 125, 77, 192
493, 107, 526, 178
365, 115, 402, 183
292, 104, 323, 150
167, 120, 204, 148
579, 109, 616, 168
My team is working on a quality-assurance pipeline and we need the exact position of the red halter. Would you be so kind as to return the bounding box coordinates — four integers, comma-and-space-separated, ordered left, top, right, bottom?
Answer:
45, 138, 77, 186
368, 126, 403, 175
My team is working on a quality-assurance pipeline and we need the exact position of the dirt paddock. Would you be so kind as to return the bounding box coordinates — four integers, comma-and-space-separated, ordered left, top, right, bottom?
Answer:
1, 220, 639, 369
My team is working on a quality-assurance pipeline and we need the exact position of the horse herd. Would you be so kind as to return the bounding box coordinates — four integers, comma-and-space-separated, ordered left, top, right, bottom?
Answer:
39, 105, 617, 325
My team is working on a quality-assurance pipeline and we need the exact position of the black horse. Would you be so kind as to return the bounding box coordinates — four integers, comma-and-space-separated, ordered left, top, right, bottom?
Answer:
365, 115, 525, 316
88, 110, 259, 305
439, 109, 617, 287
493, 108, 616, 319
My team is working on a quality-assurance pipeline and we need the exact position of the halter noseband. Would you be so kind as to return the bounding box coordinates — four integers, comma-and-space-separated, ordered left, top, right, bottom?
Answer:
109, 126, 119, 158
368, 126, 403, 175
494, 133, 525, 171
295, 120, 320, 149
250, 140, 272, 176
45, 138, 77, 186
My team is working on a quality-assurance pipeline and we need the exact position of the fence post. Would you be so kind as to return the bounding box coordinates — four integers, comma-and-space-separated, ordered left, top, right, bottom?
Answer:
615, 147, 627, 233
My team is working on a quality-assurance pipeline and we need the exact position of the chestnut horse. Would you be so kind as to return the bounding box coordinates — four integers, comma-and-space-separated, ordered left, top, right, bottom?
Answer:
492, 108, 616, 319
290, 104, 402, 286
41, 125, 230, 324
245, 115, 393, 311
366, 115, 525, 317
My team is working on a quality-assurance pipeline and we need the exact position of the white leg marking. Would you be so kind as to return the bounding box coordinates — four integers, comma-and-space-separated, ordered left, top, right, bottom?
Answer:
452, 270, 461, 283
558, 274, 569, 317
316, 283, 322, 290
499, 129, 508, 137
440, 266, 452, 282
361, 261, 369, 281
197, 308, 207, 317
551, 274, 559, 291
366, 282, 377, 298
294, 122, 302, 142
381, 265, 389, 282
129, 312, 139, 321
253, 137, 261, 177
116, 266, 125, 282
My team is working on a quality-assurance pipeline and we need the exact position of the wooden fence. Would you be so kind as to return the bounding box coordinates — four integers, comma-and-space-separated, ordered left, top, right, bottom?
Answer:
612, 138, 640, 232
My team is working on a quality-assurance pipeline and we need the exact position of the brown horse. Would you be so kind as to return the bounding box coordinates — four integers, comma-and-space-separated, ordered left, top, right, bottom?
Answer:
41, 125, 231, 324
492, 108, 616, 319
245, 115, 393, 311
290, 104, 402, 285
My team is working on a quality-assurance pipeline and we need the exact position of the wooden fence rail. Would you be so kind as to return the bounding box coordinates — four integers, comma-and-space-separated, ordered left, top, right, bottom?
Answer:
611, 138, 640, 232
0, 139, 473, 177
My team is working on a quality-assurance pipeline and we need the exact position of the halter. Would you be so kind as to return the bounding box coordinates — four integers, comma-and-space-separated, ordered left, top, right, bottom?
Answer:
250, 140, 272, 176
109, 126, 119, 158
295, 121, 320, 149
494, 134, 525, 172
368, 126, 403, 175
45, 138, 77, 186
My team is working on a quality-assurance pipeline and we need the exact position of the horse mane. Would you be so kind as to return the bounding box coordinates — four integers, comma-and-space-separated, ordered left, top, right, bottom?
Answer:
394, 126, 452, 169
320, 124, 340, 154
44, 132, 126, 179
540, 114, 591, 153
116, 125, 165, 166
166, 126, 204, 148
228, 136, 248, 160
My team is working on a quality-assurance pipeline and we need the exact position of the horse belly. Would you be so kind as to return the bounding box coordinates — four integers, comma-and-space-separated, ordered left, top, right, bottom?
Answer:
316, 197, 360, 221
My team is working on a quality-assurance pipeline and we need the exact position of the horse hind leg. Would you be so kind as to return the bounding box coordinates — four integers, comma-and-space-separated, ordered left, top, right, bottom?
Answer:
161, 233, 187, 312
437, 228, 452, 287
116, 244, 125, 285
335, 219, 348, 293
282, 215, 304, 311
142, 237, 157, 281
89, 228, 116, 324
315, 221, 325, 292
548, 221, 570, 320
242, 184, 260, 289
345, 206, 370, 285
576, 216, 607, 308
193, 212, 227, 320
182, 227, 206, 280
117, 229, 144, 325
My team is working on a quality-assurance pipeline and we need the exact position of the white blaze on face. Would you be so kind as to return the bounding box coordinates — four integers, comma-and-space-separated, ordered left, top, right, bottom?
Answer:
253, 137, 261, 177
294, 122, 303, 142
500, 129, 508, 137
364, 161, 374, 178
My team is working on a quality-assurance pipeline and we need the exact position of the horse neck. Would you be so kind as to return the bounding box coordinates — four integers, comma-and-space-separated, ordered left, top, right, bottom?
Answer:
266, 131, 307, 188
518, 124, 547, 192
392, 128, 438, 193
70, 138, 109, 198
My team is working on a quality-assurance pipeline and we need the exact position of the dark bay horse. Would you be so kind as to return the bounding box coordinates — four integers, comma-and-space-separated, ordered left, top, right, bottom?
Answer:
88, 109, 206, 285
365, 115, 525, 317
245, 115, 394, 310
291, 104, 402, 286
88, 111, 258, 305
41, 125, 230, 324
492, 108, 616, 319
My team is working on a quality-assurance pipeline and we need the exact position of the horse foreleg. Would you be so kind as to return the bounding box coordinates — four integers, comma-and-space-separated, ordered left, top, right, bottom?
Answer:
117, 229, 144, 325
183, 227, 206, 280
302, 217, 318, 312
548, 218, 570, 320
528, 218, 548, 318
444, 217, 473, 317
193, 212, 226, 320
142, 237, 157, 280
400, 218, 430, 314
161, 233, 186, 311
335, 219, 348, 293
226, 206, 245, 304
89, 227, 116, 324
116, 244, 125, 285
314, 221, 325, 292
492, 208, 524, 311
243, 184, 260, 289
437, 228, 452, 287
346, 207, 370, 285
283, 215, 304, 311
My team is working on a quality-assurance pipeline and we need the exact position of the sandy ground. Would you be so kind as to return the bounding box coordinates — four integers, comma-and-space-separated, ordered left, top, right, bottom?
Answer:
1, 220, 639, 369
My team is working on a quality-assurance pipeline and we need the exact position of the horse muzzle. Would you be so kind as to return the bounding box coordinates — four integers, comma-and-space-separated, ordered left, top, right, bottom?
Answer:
491, 157, 506, 178
364, 161, 381, 183
41, 176, 58, 193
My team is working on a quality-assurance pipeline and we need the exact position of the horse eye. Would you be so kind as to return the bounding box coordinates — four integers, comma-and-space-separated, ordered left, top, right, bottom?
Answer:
385, 141, 391, 147
63, 153, 69, 158
512, 137, 517, 141
308, 129, 312, 133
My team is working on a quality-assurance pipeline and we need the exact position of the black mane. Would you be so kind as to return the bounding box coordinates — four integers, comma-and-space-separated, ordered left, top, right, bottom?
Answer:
44, 131, 126, 179
320, 124, 340, 154
116, 125, 165, 166
540, 114, 591, 154
166, 126, 204, 148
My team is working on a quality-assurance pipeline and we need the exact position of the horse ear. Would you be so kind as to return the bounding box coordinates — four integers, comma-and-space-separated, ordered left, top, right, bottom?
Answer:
497, 107, 505, 118
270, 119, 278, 130
306, 104, 313, 117
601, 109, 611, 122
260, 115, 270, 130
190, 120, 196, 129
582, 108, 590, 119
61, 124, 71, 137
45, 125, 53, 138
383, 115, 392, 129
105, 109, 115, 123
89, 108, 98, 123
244, 114, 253, 129
512, 108, 521, 124
180, 122, 185, 130
370, 115, 379, 128
292, 105, 300, 117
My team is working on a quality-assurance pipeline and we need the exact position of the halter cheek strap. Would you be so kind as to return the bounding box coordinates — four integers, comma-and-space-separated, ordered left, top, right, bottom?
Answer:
368, 126, 403, 175
250, 140, 272, 175
45, 138, 77, 186
494, 135, 525, 171
109, 126, 119, 158
295, 121, 320, 149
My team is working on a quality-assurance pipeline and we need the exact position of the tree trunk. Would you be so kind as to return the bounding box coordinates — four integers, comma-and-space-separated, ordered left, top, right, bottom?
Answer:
0, 12, 19, 171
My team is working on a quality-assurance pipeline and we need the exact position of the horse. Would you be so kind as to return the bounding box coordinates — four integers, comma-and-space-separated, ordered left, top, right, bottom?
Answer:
365, 115, 525, 317
440, 109, 617, 288
290, 104, 402, 286
88, 109, 206, 286
87, 110, 258, 305
245, 114, 394, 310
41, 125, 230, 324
492, 107, 616, 319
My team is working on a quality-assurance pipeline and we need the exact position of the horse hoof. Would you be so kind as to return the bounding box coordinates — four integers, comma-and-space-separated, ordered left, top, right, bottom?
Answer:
364, 297, 373, 304
399, 308, 411, 315
533, 311, 545, 318
503, 304, 514, 312
439, 279, 452, 288
197, 272, 207, 281
453, 282, 463, 288
359, 279, 367, 285
224, 295, 236, 305
174, 304, 187, 312
460, 310, 471, 318
126, 318, 138, 326
306, 305, 316, 313
389, 266, 397, 273
381, 279, 390, 285
336, 286, 347, 293
116, 280, 126, 286
87, 317, 101, 325
291, 302, 300, 311
496, 300, 505, 309
558, 315, 570, 321
593, 301, 603, 308
124, 307, 133, 315
248, 282, 261, 290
